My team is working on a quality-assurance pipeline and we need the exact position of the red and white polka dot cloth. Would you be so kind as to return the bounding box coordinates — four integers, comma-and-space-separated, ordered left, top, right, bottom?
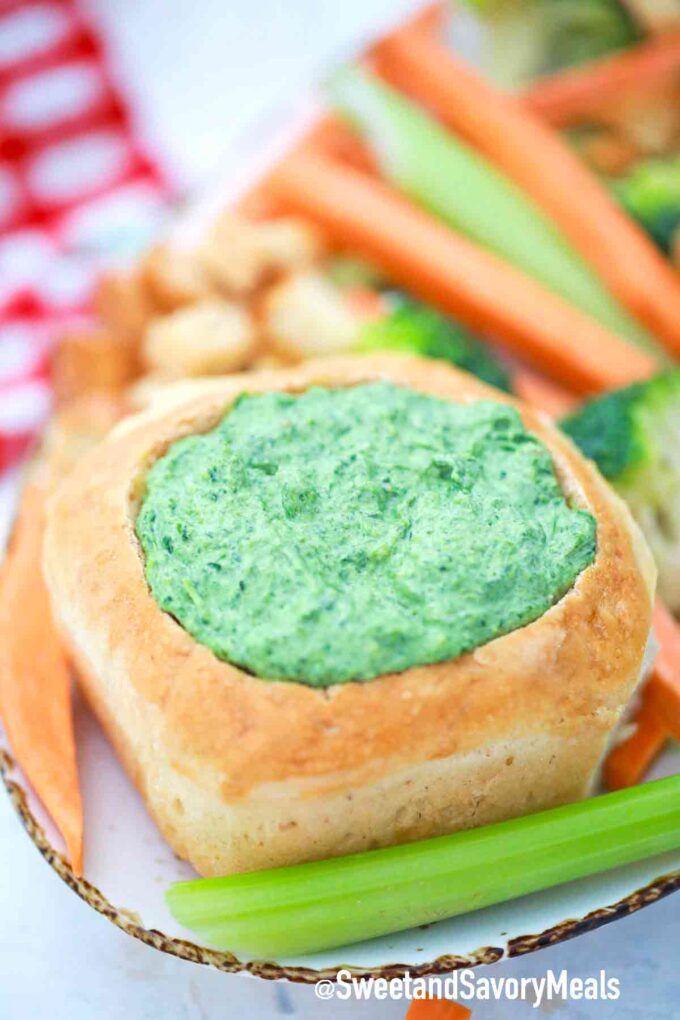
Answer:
0, 0, 173, 473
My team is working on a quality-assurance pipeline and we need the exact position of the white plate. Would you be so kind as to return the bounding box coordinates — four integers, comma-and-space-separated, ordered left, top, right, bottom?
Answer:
3, 680, 679, 983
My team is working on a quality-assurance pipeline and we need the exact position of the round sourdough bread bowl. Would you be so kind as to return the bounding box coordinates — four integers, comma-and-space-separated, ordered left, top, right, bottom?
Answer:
42, 355, 655, 877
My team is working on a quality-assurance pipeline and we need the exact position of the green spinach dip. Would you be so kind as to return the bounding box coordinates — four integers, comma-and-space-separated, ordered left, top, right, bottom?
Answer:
136, 382, 596, 686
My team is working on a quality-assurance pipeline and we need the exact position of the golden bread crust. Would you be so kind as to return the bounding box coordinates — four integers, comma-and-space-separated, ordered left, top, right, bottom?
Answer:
43, 355, 655, 874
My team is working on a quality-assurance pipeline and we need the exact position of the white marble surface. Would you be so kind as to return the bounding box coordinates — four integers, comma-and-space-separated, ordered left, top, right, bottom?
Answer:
1, 1, 678, 1016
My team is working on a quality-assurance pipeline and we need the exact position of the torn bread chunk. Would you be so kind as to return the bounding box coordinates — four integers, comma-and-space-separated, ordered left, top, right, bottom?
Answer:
143, 300, 257, 379
262, 271, 362, 360
141, 244, 213, 311
94, 268, 155, 344
52, 329, 138, 405
198, 213, 323, 295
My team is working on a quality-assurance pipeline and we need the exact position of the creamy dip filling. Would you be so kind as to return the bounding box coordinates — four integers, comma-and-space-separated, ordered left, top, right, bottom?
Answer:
136, 381, 596, 686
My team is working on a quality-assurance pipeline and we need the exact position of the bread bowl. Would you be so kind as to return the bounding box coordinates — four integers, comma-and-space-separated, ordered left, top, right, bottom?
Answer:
43, 354, 655, 877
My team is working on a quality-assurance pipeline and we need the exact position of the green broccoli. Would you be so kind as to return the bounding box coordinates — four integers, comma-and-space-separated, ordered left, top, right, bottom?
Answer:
460, 0, 639, 89
356, 294, 513, 393
611, 157, 680, 256
562, 370, 680, 610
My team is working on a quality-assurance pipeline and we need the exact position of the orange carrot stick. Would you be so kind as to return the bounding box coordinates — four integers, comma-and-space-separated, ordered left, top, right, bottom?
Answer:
236, 185, 287, 222
343, 285, 390, 320
603, 692, 668, 791
235, 0, 437, 219
522, 33, 680, 127
646, 598, 680, 741
406, 999, 472, 1020
372, 25, 680, 356
301, 116, 379, 174
237, 116, 378, 221
0, 480, 82, 873
407, 2, 447, 37
604, 597, 680, 789
269, 150, 656, 393
513, 367, 578, 417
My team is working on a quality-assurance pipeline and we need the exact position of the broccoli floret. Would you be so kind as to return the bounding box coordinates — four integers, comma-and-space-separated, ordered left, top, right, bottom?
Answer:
611, 157, 680, 255
562, 371, 680, 610
462, 0, 639, 89
535, 0, 639, 74
560, 381, 647, 480
356, 295, 512, 393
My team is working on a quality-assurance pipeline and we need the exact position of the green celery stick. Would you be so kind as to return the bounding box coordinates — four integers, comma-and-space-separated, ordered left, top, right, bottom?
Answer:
327, 66, 668, 361
166, 774, 680, 957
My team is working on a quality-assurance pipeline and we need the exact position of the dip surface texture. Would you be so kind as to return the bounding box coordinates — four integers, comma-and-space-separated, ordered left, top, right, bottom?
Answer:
136, 382, 596, 686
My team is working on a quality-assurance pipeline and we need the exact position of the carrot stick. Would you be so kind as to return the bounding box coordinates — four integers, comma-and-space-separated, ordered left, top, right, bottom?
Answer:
236, 116, 379, 222
330, 67, 661, 355
0, 480, 82, 873
603, 692, 668, 791
235, 0, 439, 219
268, 150, 656, 393
513, 367, 578, 417
523, 33, 680, 127
407, 2, 447, 37
343, 285, 390, 320
372, 25, 680, 356
236, 185, 287, 221
406, 999, 472, 1020
301, 116, 379, 174
603, 597, 680, 789
646, 598, 680, 741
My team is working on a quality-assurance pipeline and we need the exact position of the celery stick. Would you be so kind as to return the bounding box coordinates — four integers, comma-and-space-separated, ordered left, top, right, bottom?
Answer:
327, 67, 668, 361
166, 774, 680, 957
